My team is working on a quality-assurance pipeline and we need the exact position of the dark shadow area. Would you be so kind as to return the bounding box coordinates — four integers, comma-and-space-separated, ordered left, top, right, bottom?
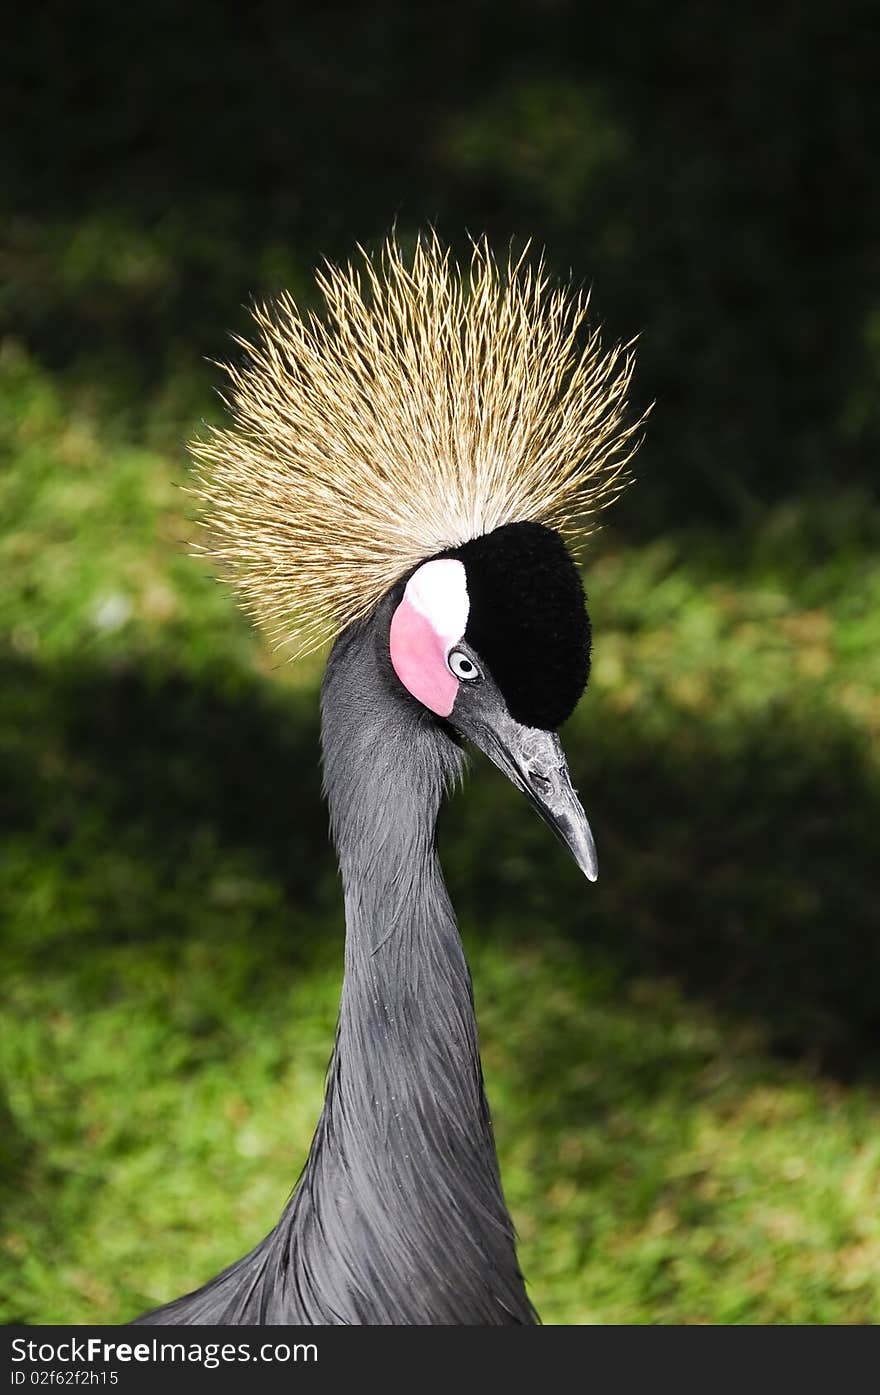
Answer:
4, 650, 878, 1081
5, 1, 879, 528
453, 703, 880, 1081
0, 1090, 34, 1214
2, 655, 328, 937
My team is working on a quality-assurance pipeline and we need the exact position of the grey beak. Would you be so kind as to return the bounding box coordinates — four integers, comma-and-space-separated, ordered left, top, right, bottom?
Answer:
468, 715, 598, 882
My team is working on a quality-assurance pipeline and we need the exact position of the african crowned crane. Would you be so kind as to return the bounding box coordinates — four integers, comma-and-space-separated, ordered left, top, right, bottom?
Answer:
134, 236, 640, 1325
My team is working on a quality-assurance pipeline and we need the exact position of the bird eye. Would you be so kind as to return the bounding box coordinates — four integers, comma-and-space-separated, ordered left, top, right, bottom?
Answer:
448, 650, 481, 681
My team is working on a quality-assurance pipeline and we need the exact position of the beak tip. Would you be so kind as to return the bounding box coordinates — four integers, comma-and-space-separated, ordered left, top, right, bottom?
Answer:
580, 853, 598, 883
575, 827, 598, 884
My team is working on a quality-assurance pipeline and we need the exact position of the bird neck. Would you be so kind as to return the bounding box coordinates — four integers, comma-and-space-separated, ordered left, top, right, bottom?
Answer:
283, 605, 534, 1323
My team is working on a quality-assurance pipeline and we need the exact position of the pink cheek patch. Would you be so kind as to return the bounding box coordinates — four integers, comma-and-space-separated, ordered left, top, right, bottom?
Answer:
389, 598, 459, 717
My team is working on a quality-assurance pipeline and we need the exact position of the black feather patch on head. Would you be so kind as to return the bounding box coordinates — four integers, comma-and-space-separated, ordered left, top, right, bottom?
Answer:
446, 521, 591, 730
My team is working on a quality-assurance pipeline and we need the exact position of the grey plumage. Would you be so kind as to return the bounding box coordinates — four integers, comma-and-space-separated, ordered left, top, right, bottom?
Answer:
135, 590, 538, 1324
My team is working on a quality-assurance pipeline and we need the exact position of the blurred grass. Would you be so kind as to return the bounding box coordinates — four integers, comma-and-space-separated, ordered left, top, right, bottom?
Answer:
1, 341, 878, 1323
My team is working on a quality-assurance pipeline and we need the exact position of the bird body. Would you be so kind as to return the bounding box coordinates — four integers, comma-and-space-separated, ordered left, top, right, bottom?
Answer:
134, 235, 640, 1325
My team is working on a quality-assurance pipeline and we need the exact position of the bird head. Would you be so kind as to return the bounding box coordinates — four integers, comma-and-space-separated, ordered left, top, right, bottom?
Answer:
389, 519, 597, 880
190, 234, 645, 883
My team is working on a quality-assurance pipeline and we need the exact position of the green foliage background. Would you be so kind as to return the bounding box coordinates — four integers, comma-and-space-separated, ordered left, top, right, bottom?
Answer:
2, 1, 878, 1323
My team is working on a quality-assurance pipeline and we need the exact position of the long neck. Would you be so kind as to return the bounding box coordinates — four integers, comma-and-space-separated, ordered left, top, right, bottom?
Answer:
280, 607, 535, 1324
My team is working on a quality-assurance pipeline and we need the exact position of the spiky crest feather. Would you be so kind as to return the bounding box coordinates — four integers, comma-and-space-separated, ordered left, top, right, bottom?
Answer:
191, 234, 643, 656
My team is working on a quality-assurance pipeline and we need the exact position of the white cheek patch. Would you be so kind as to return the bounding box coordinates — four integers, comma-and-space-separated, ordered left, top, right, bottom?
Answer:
388, 558, 470, 717
404, 558, 469, 646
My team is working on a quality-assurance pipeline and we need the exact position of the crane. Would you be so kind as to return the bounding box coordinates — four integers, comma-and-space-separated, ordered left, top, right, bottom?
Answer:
134, 235, 640, 1325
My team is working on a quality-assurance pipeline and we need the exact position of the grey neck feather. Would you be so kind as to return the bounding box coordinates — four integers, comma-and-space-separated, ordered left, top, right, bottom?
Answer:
135, 597, 536, 1325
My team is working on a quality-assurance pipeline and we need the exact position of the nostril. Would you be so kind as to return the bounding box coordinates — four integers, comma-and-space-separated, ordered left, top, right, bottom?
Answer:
528, 769, 553, 796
